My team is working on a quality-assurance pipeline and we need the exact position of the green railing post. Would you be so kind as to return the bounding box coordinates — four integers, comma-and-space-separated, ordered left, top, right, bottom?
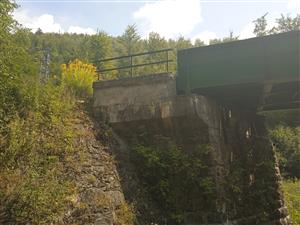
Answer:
166, 50, 169, 72
130, 55, 133, 77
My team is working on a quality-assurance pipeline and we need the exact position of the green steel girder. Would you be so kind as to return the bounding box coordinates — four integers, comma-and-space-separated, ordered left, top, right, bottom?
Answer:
176, 31, 300, 110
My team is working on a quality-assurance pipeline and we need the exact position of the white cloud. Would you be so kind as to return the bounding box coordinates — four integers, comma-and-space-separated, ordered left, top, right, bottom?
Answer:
13, 9, 96, 35
287, 0, 300, 13
133, 0, 202, 39
14, 9, 64, 33
239, 22, 255, 40
192, 31, 217, 45
68, 26, 96, 35
266, 13, 280, 30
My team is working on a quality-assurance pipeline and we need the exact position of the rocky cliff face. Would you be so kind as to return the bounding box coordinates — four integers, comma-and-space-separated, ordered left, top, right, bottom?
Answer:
61, 110, 134, 225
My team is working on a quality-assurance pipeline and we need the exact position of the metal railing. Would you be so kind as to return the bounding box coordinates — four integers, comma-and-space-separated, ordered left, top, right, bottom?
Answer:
95, 48, 173, 79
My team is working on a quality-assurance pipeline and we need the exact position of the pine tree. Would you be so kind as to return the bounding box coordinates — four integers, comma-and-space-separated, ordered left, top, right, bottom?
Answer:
253, 13, 269, 37
145, 32, 169, 74
115, 24, 141, 77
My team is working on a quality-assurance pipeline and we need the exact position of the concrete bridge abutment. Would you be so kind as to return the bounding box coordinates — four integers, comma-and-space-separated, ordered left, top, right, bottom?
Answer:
92, 73, 290, 225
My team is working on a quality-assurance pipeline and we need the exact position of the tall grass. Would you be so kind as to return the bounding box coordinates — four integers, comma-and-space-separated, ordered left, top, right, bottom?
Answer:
282, 180, 300, 225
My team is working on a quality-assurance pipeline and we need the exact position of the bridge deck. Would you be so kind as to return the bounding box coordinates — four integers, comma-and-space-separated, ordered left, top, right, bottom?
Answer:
177, 31, 300, 110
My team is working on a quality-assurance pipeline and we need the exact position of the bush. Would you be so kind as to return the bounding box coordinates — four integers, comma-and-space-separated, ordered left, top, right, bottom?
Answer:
269, 126, 300, 178
131, 144, 216, 224
61, 59, 97, 98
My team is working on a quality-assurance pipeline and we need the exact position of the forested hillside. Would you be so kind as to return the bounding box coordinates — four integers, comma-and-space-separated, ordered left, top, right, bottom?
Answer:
25, 13, 300, 79
0, 0, 299, 224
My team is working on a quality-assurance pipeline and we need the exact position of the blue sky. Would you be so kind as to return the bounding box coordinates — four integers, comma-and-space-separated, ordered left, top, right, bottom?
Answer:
14, 0, 300, 43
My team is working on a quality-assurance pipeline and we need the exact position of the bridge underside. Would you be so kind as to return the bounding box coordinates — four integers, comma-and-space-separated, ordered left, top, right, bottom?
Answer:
189, 81, 300, 111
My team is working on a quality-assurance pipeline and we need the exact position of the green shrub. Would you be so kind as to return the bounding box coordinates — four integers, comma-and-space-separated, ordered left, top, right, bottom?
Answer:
269, 126, 300, 178
131, 144, 216, 224
282, 180, 300, 225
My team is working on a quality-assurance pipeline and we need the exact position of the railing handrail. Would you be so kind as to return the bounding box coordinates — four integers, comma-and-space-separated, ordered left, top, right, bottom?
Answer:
95, 48, 174, 79
95, 48, 173, 63
98, 59, 173, 73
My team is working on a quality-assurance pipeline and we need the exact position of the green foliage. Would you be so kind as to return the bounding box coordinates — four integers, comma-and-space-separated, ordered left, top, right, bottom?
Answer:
274, 14, 300, 33
253, 13, 269, 37
209, 31, 239, 45
0, 5, 82, 223
88, 31, 113, 68
117, 24, 141, 56
269, 126, 300, 179
194, 38, 205, 47
87, 31, 118, 79
282, 180, 300, 224
253, 13, 300, 37
85, 32, 117, 80
0, 78, 80, 224
131, 144, 216, 224
172, 36, 193, 49
61, 59, 97, 98
0, 1, 38, 131
115, 24, 142, 77
143, 32, 169, 74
